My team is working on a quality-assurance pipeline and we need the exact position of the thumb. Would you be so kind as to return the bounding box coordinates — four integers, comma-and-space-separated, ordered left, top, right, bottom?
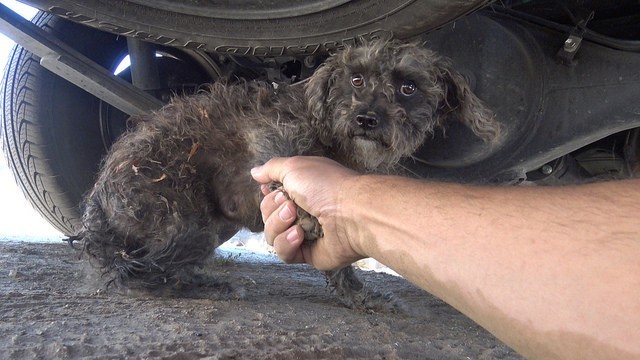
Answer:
250, 157, 290, 184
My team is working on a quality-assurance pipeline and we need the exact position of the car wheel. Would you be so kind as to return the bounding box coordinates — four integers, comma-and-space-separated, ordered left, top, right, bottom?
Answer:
1, 12, 218, 235
24, 0, 492, 55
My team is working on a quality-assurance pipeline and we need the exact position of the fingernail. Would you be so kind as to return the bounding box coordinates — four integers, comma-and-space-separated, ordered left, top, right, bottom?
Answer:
274, 191, 286, 205
286, 228, 299, 244
250, 166, 262, 177
279, 205, 294, 222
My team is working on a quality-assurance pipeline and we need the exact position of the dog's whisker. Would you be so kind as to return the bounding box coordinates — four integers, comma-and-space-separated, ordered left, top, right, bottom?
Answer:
396, 162, 424, 179
407, 155, 435, 167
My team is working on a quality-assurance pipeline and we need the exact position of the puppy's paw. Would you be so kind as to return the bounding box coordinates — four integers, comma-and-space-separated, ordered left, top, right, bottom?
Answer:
297, 207, 323, 243
268, 181, 324, 243
267, 181, 282, 193
326, 267, 406, 313
347, 288, 406, 314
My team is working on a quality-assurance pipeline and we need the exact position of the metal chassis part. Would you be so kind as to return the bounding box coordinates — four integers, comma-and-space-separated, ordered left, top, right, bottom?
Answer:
0, 3, 162, 115
405, 11, 640, 181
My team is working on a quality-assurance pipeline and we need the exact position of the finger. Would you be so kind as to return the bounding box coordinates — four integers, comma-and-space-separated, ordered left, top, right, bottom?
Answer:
250, 157, 289, 184
272, 226, 306, 264
263, 200, 297, 246
259, 190, 287, 223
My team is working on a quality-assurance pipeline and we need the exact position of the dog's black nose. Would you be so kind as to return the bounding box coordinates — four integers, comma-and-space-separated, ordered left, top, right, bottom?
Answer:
356, 113, 379, 129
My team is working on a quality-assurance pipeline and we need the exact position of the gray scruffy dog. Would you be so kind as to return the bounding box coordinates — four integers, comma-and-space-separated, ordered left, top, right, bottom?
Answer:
80, 40, 500, 309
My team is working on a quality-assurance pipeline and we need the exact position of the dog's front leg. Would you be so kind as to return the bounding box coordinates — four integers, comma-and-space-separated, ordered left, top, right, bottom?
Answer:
325, 266, 404, 313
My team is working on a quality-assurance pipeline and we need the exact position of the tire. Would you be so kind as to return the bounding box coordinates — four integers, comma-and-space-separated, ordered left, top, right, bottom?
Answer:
23, 0, 492, 56
1, 12, 216, 236
1, 13, 128, 235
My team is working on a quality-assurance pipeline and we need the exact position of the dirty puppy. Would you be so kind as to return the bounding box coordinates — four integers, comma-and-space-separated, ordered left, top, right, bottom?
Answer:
79, 40, 500, 310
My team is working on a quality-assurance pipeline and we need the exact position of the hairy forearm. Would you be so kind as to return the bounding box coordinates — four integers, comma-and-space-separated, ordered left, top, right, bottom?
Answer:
339, 176, 640, 359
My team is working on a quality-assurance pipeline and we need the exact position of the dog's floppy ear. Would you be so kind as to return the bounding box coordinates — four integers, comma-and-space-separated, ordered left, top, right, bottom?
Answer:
436, 66, 502, 144
304, 61, 336, 146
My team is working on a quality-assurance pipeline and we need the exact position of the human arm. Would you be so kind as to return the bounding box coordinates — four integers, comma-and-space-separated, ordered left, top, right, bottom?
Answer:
251, 156, 640, 359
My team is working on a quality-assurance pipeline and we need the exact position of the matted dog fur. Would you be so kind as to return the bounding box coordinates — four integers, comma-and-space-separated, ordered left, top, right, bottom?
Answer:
79, 40, 500, 309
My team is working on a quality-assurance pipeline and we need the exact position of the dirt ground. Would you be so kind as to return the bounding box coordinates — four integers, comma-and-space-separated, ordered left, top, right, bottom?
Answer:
0, 241, 523, 359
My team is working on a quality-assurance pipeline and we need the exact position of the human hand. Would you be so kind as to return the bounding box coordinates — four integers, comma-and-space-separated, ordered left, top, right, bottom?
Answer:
251, 156, 365, 270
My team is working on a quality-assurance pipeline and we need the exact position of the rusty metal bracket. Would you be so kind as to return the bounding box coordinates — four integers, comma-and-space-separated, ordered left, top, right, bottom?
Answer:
556, 10, 595, 66
0, 3, 162, 115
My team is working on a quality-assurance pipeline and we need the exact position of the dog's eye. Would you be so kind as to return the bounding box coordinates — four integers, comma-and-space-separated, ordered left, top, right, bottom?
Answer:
400, 81, 417, 96
350, 74, 365, 88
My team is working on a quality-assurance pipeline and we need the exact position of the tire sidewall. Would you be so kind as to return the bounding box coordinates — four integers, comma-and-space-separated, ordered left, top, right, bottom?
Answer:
2, 13, 128, 234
